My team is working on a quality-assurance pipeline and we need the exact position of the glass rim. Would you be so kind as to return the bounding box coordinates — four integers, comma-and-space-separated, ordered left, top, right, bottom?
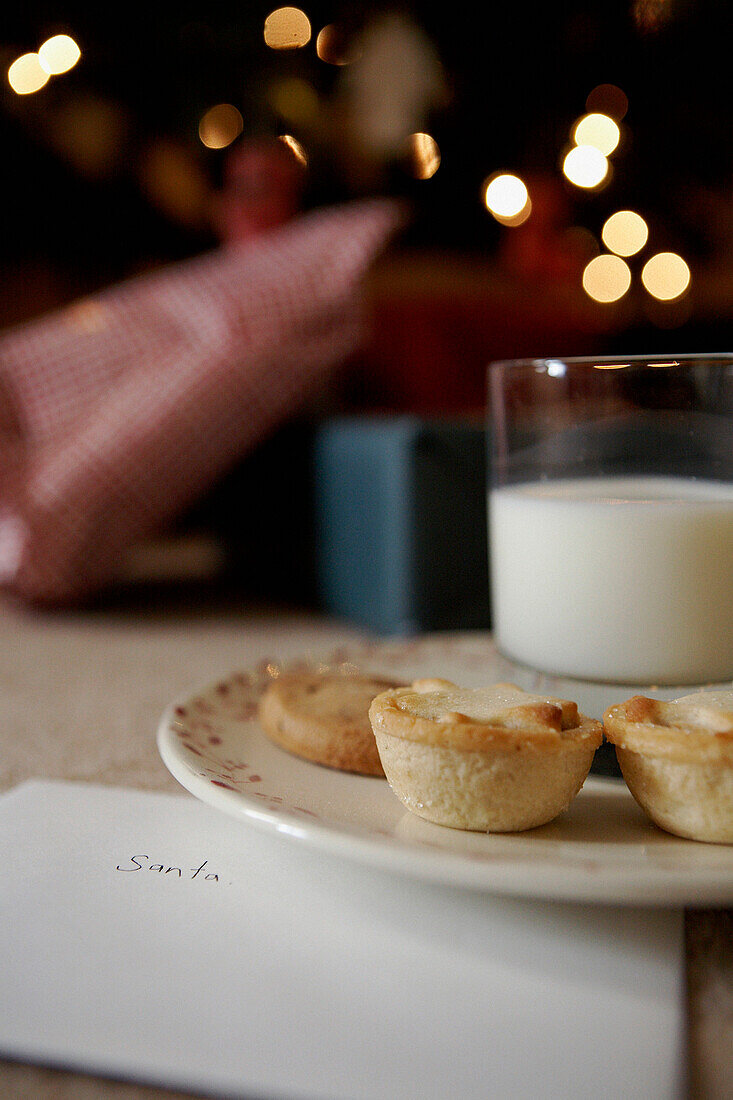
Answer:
488, 352, 733, 376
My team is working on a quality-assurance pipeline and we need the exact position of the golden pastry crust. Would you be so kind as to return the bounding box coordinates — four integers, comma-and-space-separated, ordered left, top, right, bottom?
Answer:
258, 670, 402, 776
370, 680, 600, 752
603, 692, 733, 844
369, 681, 602, 832
603, 695, 733, 765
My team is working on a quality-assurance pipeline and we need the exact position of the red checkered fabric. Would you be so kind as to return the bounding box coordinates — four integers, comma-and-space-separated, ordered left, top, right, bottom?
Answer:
0, 198, 403, 602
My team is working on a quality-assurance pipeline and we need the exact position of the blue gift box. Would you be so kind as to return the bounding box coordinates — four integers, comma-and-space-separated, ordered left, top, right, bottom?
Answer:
312, 416, 491, 635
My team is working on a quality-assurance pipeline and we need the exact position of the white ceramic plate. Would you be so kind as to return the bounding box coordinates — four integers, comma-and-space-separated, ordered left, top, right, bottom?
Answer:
157, 634, 733, 906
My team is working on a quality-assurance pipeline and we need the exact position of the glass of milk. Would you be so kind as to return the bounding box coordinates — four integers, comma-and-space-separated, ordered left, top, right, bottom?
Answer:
488, 355, 733, 684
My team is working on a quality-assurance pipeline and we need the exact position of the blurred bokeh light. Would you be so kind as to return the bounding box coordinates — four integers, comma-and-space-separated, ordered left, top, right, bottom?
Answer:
585, 83, 628, 121
267, 77, 319, 126
0, 2, 730, 351
38, 34, 81, 76
264, 7, 312, 50
562, 145, 609, 189
582, 254, 631, 303
199, 104, 244, 150
601, 211, 649, 257
8, 52, 49, 95
279, 133, 308, 167
641, 252, 691, 300
316, 24, 353, 65
407, 133, 440, 180
573, 113, 620, 156
484, 174, 530, 219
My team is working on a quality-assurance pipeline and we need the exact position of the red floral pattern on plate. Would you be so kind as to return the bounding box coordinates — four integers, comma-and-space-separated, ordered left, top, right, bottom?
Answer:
167, 636, 517, 822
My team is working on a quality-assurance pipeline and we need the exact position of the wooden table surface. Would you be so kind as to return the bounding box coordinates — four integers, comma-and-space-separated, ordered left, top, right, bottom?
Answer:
0, 592, 730, 1099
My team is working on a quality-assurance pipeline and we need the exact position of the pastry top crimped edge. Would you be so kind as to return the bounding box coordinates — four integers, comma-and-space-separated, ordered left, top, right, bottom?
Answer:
368, 679, 603, 753
603, 693, 733, 765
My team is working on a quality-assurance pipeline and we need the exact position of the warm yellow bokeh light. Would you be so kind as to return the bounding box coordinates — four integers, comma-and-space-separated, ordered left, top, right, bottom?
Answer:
279, 133, 308, 167
495, 198, 533, 227
484, 173, 529, 218
198, 104, 244, 149
8, 52, 49, 94
641, 252, 691, 301
38, 34, 81, 75
408, 132, 440, 179
264, 7, 312, 50
139, 141, 208, 228
563, 145, 609, 189
268, 77, 319, 125
573, 113, 620, 156
582, 254, 631, 303
602, 210, 649, 257
316, 23, 352, 65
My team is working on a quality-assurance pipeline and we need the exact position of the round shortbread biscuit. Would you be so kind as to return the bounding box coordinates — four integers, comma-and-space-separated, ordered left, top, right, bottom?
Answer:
369, 680, 602, 831
258, 670, 402, 776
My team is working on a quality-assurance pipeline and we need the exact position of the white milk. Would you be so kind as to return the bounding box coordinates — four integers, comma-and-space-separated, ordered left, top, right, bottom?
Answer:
489, 476, 733, 684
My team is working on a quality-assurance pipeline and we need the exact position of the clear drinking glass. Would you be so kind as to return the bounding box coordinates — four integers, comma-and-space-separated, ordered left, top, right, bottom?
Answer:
488, 354, 733, 685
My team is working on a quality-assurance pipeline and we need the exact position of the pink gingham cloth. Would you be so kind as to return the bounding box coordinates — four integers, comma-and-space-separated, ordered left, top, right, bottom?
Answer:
0, 198, 403, 603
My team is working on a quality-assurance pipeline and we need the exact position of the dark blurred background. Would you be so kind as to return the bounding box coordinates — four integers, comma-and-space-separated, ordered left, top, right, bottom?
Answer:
2, 1, 732, 622
3, 2, 732, 372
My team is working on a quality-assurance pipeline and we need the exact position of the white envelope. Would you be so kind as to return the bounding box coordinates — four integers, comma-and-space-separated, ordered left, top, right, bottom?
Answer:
0, 780, 684, 1099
